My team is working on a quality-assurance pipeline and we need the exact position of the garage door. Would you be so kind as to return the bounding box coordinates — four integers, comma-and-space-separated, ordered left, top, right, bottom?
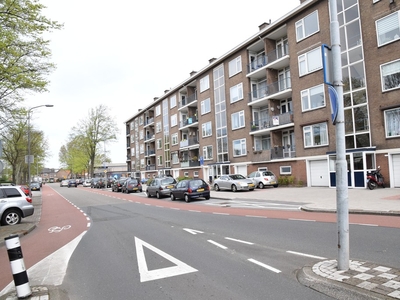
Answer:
310, 160, 329, 187
393, 154, 400, 188
236, 165, 248, 176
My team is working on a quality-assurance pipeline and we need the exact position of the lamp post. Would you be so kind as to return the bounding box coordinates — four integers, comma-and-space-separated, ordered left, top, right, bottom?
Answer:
27, 104, 54, 196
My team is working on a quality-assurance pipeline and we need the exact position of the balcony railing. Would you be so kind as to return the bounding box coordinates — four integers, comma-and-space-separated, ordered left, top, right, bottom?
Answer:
270, 146, 296, 159
250, 112, 293, 131
247, 55, 268, 73
145, 149, 155, 156
179, 116, 198, 128
265, 45, 289, 66
145, 164, 156, 170
144, 117, 154, 126
252, 150, 271, 162
179, 137, 199, 148
249, 77, 291, 103
179, 93, 198, 108
145, 134, 155, 141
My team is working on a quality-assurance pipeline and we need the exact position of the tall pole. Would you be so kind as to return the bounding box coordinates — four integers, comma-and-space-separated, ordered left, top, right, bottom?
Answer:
27, 104, 54, 196
329, 0, 349, 270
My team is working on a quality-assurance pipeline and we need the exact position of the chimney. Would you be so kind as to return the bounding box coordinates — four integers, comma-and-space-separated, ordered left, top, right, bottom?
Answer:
258, 22, 270, 31
153, 97, 159, 101
209, 58, 217, 64
164, 89, 169, 94
190, 71, 197, 76
138, 109, 142, 112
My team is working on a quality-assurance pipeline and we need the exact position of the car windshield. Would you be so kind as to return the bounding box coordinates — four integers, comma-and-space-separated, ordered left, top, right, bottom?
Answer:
230, 174, 246, 180
190, 180, 204, 188
161, 178, 175, 185
262, 171, 274, 176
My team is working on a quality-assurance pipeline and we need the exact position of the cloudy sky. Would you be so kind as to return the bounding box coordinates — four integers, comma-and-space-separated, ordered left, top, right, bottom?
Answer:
26, 0, 300, 169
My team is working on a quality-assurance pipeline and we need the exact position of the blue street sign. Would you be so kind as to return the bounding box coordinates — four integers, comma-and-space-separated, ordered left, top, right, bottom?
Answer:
328, 85, 339, 125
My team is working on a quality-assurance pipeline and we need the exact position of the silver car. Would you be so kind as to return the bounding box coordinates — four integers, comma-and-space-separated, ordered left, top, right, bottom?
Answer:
247, 170, 279, 188
0, 186, 34, 226
213, 174, 255, 192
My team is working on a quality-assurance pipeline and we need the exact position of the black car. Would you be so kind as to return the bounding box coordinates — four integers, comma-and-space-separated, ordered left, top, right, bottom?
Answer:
106, 178, 114, 188
96, 178, 106, 189
121, 178, 142, 194
111, 178, 128, 192
68, 179, 77, 188
30, 182, 41, 191
170, 179, 210, 203
90, 178, 100, 188
146, 177, 177, 199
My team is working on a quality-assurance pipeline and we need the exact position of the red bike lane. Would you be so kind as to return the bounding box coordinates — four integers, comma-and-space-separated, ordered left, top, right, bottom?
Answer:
0, 185, 90, 291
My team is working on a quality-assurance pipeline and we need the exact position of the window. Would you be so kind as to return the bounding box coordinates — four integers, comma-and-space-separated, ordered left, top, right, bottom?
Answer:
296, 10, 319, 41
301, 84, 325, 111
171, 114, 177, 127
203, 145, 213, 160
229, 56, 242, 77
130, 135, 135, 143
233, 139, 246, 156
170, 95, 177, 108
139, 131, 144, 140
200, 75, 210, 92
130, 121, 134, 131
230, 83, 243, 103
376, 11, 400, 46
138, 116, 143, 125
171, 152, 179, 164
140, 144, 144, 154
231, 110, 245, 130
280, 166, 292, 175
299, 48, 322, 76
202, 121, 212, 137
201, 98, 211, 115
303, 123, 328, 147
156, 138, 162, 149
156, 121, 162, 133
171, 133, 178, 145
381, 59, 400, 91
193, 171, 199, 178
157, 155, 163, 166
140, 159, 145, 169
385, 107, 400, 137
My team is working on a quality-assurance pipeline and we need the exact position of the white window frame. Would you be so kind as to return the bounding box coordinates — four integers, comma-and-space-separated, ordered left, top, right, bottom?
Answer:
157, 155, 163, 166
203, 145, 213, 160
230, 83, 243, 103
171, 152, 179, 164
139, 144, 144, 154
171, 133, 178, 145
233, 139, 247, 157
380, 59, 400, 91
138, 116, 143, 125
298, 48, 322, 76
156, 121, 162, 133
200, 75, 210, 93
155, 105, 161, 116
156, 138, 162, 149
139, 131, 144, 140
201, 98, 211, 115
140, 158, 145, 169
384, 107, 400, 138
376, 11, 400, 47
301, 84, 325, 111
130, 121, 134, 131
296, 10, 319, 42
303, 122, 329, 147
130, 135, 135, 143
280, 166, 292, 175
171, 114, 177, 127
229, 56, 242, 77
202, 121, 212, 137
231, 110, 245, 130
170, 95, 177, 108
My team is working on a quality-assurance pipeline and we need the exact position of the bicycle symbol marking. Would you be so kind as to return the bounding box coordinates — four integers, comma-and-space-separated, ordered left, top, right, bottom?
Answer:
48, 225, 71, 233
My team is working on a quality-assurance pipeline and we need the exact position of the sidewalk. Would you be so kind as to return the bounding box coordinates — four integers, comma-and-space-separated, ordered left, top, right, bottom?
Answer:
1, 187, 400, 299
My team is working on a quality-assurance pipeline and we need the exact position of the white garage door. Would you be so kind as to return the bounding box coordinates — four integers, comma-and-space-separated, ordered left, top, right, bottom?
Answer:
236, 165, 248, 176
393, 154, 400, 188
310, 160, 329, 187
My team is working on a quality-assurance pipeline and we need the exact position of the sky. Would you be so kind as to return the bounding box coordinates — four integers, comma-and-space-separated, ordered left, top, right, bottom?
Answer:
26, 0, 300, 169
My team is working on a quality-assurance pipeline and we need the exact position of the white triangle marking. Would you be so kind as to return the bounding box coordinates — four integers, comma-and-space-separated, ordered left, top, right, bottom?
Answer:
135, 237, 197, 282
183, 228, 204, 235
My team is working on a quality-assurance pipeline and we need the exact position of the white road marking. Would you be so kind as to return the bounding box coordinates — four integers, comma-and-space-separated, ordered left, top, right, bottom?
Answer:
350, 223, 378, 226
135, 237, 197, 282
288, 218, 316, 222
245, 215, 268, 218
183, 228, 204, 235
207, 240, 228, 249
248, 259, 281, 273
286, 250, 326, 260
225, 237, 254, 245
212, 212, 229, 215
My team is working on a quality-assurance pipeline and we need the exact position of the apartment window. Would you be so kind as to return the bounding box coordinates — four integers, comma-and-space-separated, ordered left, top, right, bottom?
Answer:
171, 114, 177, 127
140, 159, 145, 169
376, 11, 400, 46
202, 121, 212, 137
156, 138, 162, 149
139, 131, 144, 140
203, 145, 213, 160
296, 10, 319, 41
170, 95, 177, 108
230, 83, 243, 103
303, 123, 328, 147
171, 133, 178, 145
131, 161, 135, 169
201, 98, 211, 115
140, 144, 144, 154
280, 166, 292, 175
299, 48, 322, 76
301, 84, 325, 111
156, 105, 161, 116
233, 139, 246, 156
130, 121, 134, 131
381, 59, 400, 91
385, 107, 400, 137
231, 110, 245, 130
157, 155, 163, 166
229, 56, 242, 77
200, 75, 210, 92
156, 121, 162, 133
130, 135, 134, 143
171, 152, 179, 164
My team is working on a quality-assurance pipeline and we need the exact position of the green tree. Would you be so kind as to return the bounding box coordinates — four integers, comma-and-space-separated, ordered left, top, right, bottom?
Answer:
0, 0, 62, 128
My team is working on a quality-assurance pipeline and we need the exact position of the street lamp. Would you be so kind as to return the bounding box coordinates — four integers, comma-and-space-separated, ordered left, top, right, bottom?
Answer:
27, 104, 54, 196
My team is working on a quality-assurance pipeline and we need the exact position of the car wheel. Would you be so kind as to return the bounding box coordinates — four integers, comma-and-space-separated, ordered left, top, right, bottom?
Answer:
171, 193, 175, 201
273, 185, 279, 188
214, 184, 220, 191
156, 192, 161, 199
146, 191, 151, 198
205, 196, 210, 200
258, 182, 264, 189
231, 185, 237, 192
184, 194, 190, 203
1, 209, 21, 226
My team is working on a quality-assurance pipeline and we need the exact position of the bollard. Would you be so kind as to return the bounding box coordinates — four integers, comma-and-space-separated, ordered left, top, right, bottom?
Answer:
4, 235, 32, 298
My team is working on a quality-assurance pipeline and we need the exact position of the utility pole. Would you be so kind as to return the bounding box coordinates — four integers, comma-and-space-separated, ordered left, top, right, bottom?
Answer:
329, 0, 349, 270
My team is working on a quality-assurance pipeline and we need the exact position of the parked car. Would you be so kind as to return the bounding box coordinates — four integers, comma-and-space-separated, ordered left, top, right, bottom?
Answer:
146, 177, 177, 198
106, 177, 114, 188
111, 177, 128, 192
83, 179, 92, 187
30, 182, 41, 191
170, 179, 210, 203
213, 174, 255, 192
68, 179, 78, 188
247, 170, 279, 188
60, 180, 69, 187
18, 185, 29, 196
121, 178, 142, 194
96, 178, 106, 189
0, 186, 34, 226
90, 178, 103, 188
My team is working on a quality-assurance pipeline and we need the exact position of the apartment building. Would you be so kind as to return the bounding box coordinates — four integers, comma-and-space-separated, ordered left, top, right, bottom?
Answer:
125, 0, 400, 188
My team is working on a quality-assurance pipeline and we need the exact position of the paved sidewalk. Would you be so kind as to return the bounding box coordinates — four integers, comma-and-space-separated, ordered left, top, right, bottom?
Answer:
1, 186, 399, 299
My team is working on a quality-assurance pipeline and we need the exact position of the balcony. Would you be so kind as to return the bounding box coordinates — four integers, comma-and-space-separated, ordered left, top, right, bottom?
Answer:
179, 93, 198, 109
179, 117, 198, 129
252, 150, 272, 162
145, 164, 156, 170
179, 137, 199, 149
144, 117, 154, 127
265, 46, 290, 70
250, 112, 293, 132
249, 78, 292, 105
270, 146, 296, 159
144, 134, 155, 142
247, 55, 268, 75
145, 149, 155, 157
